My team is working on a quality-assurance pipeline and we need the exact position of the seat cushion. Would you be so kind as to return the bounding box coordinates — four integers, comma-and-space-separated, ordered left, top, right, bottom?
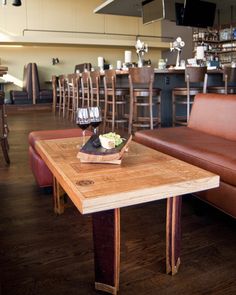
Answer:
10, 90, 29, 98
134, 127, 236, 187
29, 128, 91, 149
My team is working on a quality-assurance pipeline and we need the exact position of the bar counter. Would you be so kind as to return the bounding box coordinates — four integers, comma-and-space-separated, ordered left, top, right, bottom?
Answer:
53, 68, 226, 126
115, 68, 224, 127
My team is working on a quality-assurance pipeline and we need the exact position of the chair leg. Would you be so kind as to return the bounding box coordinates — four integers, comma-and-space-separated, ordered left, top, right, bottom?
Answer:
1, 138, 10, 164
128, 93, 134, 135
172, 93, 176, 127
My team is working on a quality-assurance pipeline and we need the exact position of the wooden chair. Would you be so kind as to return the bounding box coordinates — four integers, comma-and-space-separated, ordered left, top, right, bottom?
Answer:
52, 75, 59, 114
71, 73, 81, 118
58, 75, 67, 117
208, 66, 236, 94
128, 67, 161, 135
172, 66, 208, 126
0, 92, 10, 165
103, 69, 129, 133
66, 74, 76, 120
81, 71, 91, 107
90, 70, 105, 108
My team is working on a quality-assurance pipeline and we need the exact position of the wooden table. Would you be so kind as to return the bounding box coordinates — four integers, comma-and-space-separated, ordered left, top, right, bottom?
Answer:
35, 137, 219, 294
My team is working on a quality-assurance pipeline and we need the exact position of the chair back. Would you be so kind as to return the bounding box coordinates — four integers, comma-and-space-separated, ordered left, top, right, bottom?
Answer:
128, 67, 154, 85
0, 91, 5, 137
90, 70, 101, 106
58, 75, 67, 102
74, 63, 92, 73
81, 71, 91, 107
185, 66, 207, 83
103, 69, 117, 93
185, 66, 208, 93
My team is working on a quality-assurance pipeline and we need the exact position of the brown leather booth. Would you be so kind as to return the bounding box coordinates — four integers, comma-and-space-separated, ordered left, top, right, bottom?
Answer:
134, 93, 236, 218
74, 63, 92, 73
10, 63, 53, 104
10, 63, 33, 104
32, 63, 53, 104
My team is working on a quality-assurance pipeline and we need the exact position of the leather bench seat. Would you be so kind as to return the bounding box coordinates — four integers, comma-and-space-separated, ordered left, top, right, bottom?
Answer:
134, 127, 236, 188
134, 93, 236, 218
29, 128, 92, 187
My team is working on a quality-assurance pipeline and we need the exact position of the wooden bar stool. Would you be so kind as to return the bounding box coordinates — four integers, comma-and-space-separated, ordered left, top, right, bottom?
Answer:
66, 74, 76, 121
81, 71, 91, 107
90, 70, 105, 108
58, 75, 67, 117
103, 69, 129, 133
208, 66, 236, 94
172, 66, 208, 126
0, 92, 10, 165
52, 75, 59, 114
128, 67, 161, 135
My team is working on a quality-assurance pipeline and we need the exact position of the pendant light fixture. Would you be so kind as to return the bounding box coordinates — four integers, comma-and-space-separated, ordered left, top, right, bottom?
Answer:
2, 0, 22, 6
12, 0, 22, 6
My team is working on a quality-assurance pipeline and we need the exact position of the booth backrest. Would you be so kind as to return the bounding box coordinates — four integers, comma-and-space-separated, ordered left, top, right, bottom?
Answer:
74, 63, 92, 73
23, 63, 33, 98
32, 63, 40, 99
188, 93, 236, 141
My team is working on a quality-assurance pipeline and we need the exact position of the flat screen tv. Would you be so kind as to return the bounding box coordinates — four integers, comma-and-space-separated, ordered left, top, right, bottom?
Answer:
175, 0, 216, 28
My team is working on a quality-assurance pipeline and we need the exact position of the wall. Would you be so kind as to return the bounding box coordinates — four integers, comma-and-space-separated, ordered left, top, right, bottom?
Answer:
161, 20, 193, 65
0, 45, 162, 91
0, 0, 168, 92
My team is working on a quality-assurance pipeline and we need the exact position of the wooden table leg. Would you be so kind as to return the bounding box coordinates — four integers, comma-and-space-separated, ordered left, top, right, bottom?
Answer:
53, 176, 67, 214
92, 208, 120, 295
166, 196, 182, 275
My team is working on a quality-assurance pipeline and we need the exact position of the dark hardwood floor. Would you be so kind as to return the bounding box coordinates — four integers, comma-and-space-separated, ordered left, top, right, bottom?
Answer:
0, 109, 236, 295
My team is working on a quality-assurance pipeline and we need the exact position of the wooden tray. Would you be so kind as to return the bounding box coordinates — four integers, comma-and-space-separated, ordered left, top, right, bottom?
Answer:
77, 134, 132, 164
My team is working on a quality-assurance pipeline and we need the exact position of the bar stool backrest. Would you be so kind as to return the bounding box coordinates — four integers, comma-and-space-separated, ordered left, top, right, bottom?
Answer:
128, 67, 154, 86
185, 66, 207, 83
90, 70, 101, 106
185, 66, 208, 93
104, 69, 116, 90
81, 71, 91, 107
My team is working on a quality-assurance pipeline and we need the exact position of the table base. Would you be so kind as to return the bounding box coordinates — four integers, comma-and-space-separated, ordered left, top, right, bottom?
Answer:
52, 179, 182, 294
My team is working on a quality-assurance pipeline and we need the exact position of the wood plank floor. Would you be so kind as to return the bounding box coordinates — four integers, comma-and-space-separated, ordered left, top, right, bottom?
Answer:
0, 109, 236, 295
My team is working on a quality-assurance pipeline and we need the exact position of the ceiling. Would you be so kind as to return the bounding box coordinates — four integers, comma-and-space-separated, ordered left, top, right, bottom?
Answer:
94, 0, 143, 17
94, 0, 236, 19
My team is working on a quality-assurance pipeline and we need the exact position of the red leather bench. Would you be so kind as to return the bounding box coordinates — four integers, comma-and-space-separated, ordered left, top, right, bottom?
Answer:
29, 128, 92, 187
134, 93, 236, 219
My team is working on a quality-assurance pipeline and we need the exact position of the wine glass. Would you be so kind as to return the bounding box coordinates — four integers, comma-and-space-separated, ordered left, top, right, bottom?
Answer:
88, 106, 102, 135
76, 107, 91, 146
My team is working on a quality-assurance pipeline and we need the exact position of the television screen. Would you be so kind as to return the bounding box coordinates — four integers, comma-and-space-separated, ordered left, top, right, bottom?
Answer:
175, 3, 184, 26
175, 0, 216, 28
142, 0, 165, 24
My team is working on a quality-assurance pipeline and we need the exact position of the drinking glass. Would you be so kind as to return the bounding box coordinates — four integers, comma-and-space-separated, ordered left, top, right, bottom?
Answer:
76, 107, 91, 146
88, 106, 102, 135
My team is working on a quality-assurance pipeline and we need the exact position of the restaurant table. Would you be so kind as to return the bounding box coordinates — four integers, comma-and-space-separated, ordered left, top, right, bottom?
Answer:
35, 136, 219, 294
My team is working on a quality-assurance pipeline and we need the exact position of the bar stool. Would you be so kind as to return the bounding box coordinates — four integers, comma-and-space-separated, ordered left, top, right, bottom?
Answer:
71, 73, 81, 118
90, 70, 105, 108
52, 75, 59, 114
128, 67, 161, 135
58, 75, 67, 117
103, 69, 129, 133
66, 74, 76, 120
81, 71, 91, 107
0, 92, 10, 165
208, 66, 236, 94
172, 66, 208, 126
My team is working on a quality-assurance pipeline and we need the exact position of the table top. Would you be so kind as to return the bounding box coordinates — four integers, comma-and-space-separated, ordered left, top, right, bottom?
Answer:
35, 137, 219, 214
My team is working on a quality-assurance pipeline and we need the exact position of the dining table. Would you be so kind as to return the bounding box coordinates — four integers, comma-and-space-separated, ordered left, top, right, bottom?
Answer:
35, 136, 219, 294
